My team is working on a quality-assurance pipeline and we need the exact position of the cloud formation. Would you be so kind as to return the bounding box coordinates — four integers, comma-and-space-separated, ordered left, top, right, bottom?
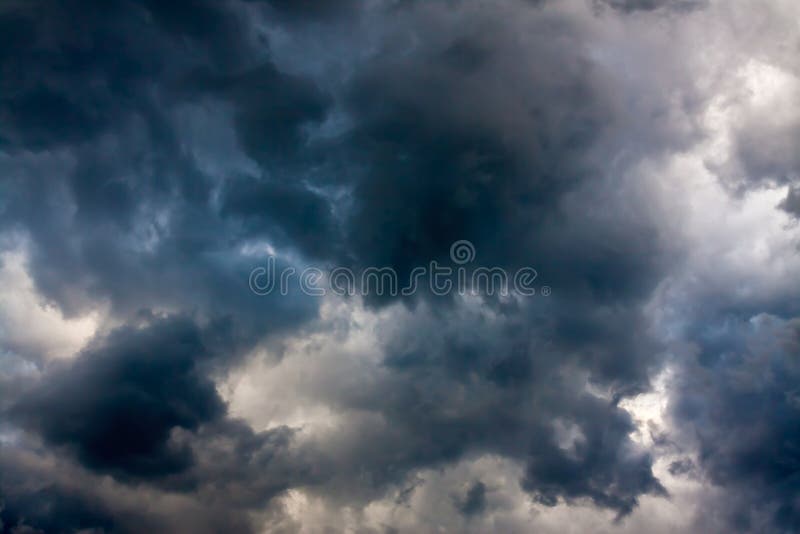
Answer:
1, 0, 799, 533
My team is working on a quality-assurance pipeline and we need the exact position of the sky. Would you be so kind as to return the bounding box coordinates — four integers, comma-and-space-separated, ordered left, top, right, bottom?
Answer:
0, 0, 799, 532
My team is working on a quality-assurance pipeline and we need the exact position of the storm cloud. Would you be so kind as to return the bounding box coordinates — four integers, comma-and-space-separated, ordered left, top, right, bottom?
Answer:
1, 0, 799, 533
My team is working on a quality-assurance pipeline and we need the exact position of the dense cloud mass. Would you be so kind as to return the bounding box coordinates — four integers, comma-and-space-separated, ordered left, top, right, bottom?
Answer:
670, 315, 800, 532
0, 0, 799, 533
597, 0, 707, 13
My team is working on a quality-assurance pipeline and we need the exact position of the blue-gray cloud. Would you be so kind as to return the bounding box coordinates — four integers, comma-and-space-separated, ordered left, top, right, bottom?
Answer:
0, 1, 798, 533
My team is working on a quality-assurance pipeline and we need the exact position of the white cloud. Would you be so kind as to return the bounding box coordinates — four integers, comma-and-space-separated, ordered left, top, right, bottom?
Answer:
0, 246, 99, 360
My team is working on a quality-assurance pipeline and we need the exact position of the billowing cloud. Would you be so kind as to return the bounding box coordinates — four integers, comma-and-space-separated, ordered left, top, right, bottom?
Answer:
1, 0, 799, 533
666, 315, 800, 532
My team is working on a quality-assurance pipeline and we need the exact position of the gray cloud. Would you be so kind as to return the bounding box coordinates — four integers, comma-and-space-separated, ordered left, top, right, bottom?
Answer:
597, 0, 707, 13
11, 316, 226, 481
670, 315, 800, 532
454, 481, 488, 517
1, 0, 799, 532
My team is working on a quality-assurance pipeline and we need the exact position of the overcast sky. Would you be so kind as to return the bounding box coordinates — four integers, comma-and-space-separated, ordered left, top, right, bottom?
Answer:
1, 1, 799, 533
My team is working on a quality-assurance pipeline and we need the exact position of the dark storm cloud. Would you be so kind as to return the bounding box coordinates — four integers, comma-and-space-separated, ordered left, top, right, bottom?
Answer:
523, 392, 665, 517
221, 175, 339, 259
1, 164, 319, 341
0, 0, 333, 527
0, 0, 327, 337
355, 303, 666, 516
263, 8, 676, 514
0, 441, 292, 533
288, 296, 666, 517
0, 488, 114, 534
4, 0, 794, 532
0, 0, 258, 152
183, 63, 331, 165
271, 0, 691, 299
0, 456, 116, 534
597, 0, 707, 13
247, 0, 360, 21
11, 316, 225, 480
671, 315, 800, 532
2, 316, 313, 533
327, 20, 614, 277
0, 0, 684, 526
454, 480, 488, 516
0, 2, 151, 150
